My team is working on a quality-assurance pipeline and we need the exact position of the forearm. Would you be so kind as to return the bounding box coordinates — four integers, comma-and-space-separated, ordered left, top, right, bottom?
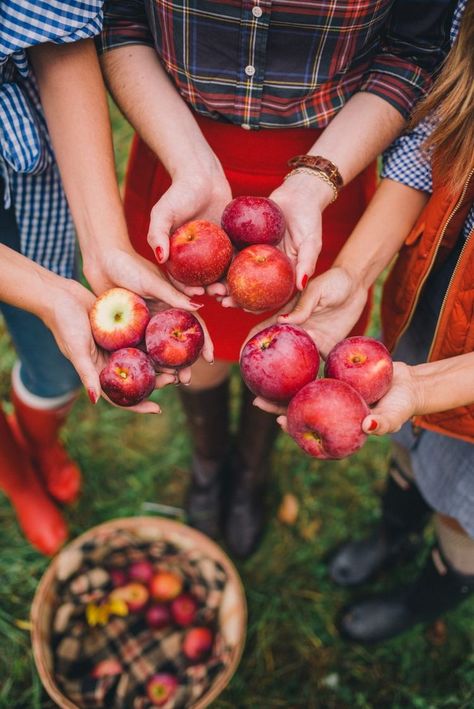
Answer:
334, 178, 429, 289
28, 39, 130, 253
101, 45, 222, 181
412, 353, 474, 416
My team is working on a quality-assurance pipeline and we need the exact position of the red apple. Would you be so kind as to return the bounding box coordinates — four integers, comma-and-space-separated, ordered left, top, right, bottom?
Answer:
128, 560, 154, 585
91, 658, 123, 678
182, 627, 214, 662
221, 196, 285, 249
149, 570, 183, 602
286, 378, 370, 459
109, 582, 149, 613
145, 309, 204, 369
99, 348, 156, 406
240, 324, 320, 404
109, 568, 128, 588
170, 593, 198, 627
90, 287, 150, 351
227, 244, 295, 312
146, 673, 178, 707
166, 219, 233, 286
324, 336, 393, 405
145, 603, 172, 630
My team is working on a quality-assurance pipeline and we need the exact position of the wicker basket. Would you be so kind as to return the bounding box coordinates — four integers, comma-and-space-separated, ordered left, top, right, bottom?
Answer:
31, 517, 247, 709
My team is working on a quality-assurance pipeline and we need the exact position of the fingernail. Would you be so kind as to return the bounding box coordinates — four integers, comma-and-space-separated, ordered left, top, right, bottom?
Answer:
155, 247, 164, 263
209, 359, 215, 365
88, 389, 98, 405
190, 302, 203, 309
301, 274, 309, 289
280, 313, 290, 318
368, 419, 378, 432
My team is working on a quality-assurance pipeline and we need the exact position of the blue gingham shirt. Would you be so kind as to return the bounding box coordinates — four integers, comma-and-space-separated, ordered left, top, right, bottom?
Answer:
0, 1, 103, 277
382, 0, 474, 240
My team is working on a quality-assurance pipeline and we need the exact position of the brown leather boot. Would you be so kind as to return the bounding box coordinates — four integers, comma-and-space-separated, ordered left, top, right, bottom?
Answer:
179, 379, 230, 539
224, 383, 279, 559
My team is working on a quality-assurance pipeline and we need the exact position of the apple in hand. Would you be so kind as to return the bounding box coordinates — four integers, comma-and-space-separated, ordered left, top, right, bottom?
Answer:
90, 287, 150, 351
146, 673, 178, 707
149, 570, 183, 602
146, 603, 172, 630
99, 348, 156, 406
109, 582, 149, 613
183, 627, 214, 662
324, 336, 393, 404
128, 560, 154, 585
170, 593, 198, 627
166, 219, 233, 286
227, 244, 295, 312
286, 378, 370, 459
221, 196, 285, 249
145, 309, 204, 369
240, 324, 320, 404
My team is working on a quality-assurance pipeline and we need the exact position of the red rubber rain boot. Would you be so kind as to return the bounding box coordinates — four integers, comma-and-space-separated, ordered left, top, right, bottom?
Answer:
0, 407, 68, 555
11, 373, 82, 505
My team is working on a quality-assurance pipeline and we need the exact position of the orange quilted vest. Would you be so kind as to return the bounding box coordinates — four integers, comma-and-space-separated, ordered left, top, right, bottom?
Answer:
381, 168, 474, 442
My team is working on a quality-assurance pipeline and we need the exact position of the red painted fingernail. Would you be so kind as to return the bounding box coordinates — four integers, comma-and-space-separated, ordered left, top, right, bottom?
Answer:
155, 246, 164, 262
280, 313, 290, 318
301, 274, 309, 289
190, 301, 203, 309
88, 389, 98, 405
368, 419, 378, 432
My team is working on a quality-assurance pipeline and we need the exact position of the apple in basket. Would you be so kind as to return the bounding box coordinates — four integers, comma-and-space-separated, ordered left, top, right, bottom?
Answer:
128, 559, 154, 585
183, 626, 214, 662
170, 593, 198, 627
109, 582, 149, 613
91, 658, 123, 678
149, 570, 183, 602
146, 603, 172, 631
147, 673, 179, 706
109, 567, 128, 588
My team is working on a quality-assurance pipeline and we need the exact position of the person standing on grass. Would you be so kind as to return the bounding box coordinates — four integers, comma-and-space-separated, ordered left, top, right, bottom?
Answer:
0, 0, 205, 555
272, 0, 474, 643
98, 0, 456, 559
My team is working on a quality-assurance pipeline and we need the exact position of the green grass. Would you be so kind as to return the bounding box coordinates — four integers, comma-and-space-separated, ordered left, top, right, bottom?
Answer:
0, 105, 473, 709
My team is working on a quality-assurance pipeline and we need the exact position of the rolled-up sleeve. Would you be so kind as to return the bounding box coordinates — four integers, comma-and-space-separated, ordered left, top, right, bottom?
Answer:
99, 0, 154, 54
360, 0, 458, 118
381, 116, 436, 193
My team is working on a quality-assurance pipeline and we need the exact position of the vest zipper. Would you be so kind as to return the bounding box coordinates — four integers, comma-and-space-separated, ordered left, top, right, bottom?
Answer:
391, 168, 474, 354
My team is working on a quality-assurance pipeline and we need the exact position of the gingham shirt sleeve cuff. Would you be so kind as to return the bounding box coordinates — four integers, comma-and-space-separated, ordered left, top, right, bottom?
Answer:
360, 55, 430, 120
98, 1, 154, 54
381, 116, 436, 193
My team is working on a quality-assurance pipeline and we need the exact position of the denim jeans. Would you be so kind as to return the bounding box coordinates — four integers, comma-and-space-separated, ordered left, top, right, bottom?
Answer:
0, 182, 81, 399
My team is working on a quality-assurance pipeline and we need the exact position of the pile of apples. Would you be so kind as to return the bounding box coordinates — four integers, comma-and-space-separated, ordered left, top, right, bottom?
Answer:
90, 291, 205, 406
92, 561, 214, 706
167, 196, 295, 311
240, 327, 393, 459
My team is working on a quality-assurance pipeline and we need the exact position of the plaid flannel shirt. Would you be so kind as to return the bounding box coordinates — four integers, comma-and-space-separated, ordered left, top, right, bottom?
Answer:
0, 1, 103, 277
100, 0, 456, 129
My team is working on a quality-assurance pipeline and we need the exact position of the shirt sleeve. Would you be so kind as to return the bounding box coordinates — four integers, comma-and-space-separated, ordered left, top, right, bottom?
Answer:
99, 0, 154, 54
381, 115, 436, 193
360, 0, 458, 119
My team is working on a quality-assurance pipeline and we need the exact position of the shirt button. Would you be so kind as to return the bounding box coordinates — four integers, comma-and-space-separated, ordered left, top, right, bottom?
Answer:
241, 123, 251, 130
245, 65, 256, 77
252, 6, 263, 17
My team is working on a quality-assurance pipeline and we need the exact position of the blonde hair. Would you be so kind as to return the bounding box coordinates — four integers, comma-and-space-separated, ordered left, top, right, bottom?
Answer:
411, 0, 474, 191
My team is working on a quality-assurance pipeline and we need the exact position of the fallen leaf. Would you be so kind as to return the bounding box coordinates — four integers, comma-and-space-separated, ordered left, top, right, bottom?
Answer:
277, 493, 299, 525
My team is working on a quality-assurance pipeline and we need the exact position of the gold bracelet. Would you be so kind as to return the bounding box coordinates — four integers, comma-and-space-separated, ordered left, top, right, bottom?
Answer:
283, 167, 339, 203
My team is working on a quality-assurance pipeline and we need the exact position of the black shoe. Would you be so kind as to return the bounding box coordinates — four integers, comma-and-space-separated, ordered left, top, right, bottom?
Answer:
329, 462, 431, 586
224, 384, 279, 559
186, 456, 223, 539
339, 547, 474, 644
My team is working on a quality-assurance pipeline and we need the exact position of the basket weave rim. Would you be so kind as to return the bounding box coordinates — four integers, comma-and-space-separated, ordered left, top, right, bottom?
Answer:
31, 516, 247, 709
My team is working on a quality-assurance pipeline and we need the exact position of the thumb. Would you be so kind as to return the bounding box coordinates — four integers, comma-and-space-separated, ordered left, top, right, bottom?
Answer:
143, 270, 204, 311
148, 200, 174, 264
279, 283, 323, 325
362, 414, 401, 436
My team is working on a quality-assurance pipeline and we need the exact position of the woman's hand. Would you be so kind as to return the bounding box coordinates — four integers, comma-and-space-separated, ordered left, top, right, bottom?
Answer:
278, 265, 369, 358
269, 172, 334, 291
42, 281, 179, 413
361, 361, 420, 436
147, 170, 233, 297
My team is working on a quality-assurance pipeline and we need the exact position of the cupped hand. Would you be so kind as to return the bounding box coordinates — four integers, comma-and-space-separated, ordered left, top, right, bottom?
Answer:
44, 281, 178, 413
147, 171, 233, 295
277, 265, 368, 358
362, 361, 420, 436
269, 172, 334, 290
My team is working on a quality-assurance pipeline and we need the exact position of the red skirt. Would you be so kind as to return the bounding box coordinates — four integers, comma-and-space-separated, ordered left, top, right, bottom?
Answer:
124, 115, 376, 362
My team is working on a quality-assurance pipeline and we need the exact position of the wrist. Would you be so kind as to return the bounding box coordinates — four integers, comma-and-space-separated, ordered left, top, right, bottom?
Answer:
279, 171, 334, 210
